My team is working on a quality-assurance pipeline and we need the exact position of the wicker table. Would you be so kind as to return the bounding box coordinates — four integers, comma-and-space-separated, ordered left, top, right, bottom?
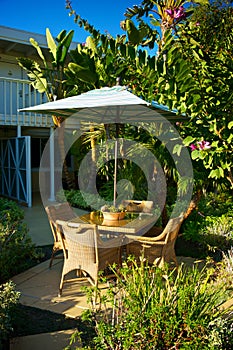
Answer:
68, 211, 156, 236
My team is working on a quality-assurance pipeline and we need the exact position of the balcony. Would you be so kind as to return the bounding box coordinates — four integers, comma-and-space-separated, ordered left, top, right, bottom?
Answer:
0, 77, 54, 128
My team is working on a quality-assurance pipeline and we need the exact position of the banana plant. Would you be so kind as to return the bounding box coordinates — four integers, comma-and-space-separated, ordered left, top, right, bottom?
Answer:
17, 28, 75, 189
18, 28, 75, 104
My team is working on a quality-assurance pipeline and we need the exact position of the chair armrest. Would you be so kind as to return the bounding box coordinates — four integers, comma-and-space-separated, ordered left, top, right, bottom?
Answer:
125, 233, 165, 244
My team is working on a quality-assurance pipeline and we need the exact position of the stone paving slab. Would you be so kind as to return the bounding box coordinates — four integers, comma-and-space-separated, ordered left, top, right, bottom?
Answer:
11, 259, 92, 317
11, 257, 111, 318
10, 329, 81, 350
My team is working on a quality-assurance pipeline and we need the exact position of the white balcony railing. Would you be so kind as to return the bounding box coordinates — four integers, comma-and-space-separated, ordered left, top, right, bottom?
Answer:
0, 77, 54, 128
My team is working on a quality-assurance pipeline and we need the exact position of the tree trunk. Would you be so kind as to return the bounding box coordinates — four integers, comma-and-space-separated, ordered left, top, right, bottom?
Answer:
162, 190, 203, 227
52, 116, 75, 190
86, 126, 97, 193
226, 169, 233, 191
184, 189, 203, 220
161, 206, 168, 227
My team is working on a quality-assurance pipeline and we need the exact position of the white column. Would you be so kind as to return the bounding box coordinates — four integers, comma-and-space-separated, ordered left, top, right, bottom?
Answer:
17, 125, 21, 137
26, 136, 32, 207
48, 127, 55, 201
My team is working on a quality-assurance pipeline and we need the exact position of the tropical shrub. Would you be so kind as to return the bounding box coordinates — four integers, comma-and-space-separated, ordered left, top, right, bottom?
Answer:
0, 281, 20, 346
180, 193, 233, 258
0, 197, 24, 222
0, 198, 39, 283
216, 247, 233, 289
56, 189, 109, 210
75, 258, 233, 349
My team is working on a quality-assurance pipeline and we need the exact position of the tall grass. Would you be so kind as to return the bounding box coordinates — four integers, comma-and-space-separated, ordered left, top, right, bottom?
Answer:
79, 257, 233, 349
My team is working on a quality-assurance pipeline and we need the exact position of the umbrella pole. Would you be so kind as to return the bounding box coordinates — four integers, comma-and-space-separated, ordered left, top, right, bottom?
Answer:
113, 139, 117, 207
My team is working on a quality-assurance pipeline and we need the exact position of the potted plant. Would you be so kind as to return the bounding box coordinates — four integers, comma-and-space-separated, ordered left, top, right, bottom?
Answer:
100, 204, 126, 221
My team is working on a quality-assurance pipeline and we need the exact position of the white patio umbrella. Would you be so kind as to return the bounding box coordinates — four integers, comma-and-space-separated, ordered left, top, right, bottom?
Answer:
19, 85, 181, 122
19, 85, 183, 206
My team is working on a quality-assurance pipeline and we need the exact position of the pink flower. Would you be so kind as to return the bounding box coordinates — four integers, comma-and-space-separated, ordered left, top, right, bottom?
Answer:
165, 9, 174, 18
197, 141, 211, 150
190, 144, 197, 151
174, 6, 186, 20
165, 7, 186, 20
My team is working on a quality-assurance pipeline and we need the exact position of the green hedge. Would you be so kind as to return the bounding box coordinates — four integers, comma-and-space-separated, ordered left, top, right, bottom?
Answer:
0, 198, 39, 283
56, 189, 109, 211
0, 281, 20, 346
181, 192, 233, 259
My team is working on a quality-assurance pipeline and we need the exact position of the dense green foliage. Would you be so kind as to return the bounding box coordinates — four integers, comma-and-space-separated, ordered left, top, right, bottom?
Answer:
19, 1, 232, 200
182, 193, 233, 258
0, 281, 20, 345
130, 0, 233, 189
0, 198, 39, 283
56, 189, 107, 210
66, 0, 233, 192
17, 28, 75, 102
77, 259, 233, 349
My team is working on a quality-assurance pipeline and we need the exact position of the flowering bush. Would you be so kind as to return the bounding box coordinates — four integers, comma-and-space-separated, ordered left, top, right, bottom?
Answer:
190, 140, 211, 151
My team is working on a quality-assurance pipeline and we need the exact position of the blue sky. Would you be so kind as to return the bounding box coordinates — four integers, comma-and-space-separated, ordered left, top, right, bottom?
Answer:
0, 0, 138, 43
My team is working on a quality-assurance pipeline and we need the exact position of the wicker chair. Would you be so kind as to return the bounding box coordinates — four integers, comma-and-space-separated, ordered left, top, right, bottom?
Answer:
57, 222, 124, 296
125, 214, 184, 267
45, 203, 76, 268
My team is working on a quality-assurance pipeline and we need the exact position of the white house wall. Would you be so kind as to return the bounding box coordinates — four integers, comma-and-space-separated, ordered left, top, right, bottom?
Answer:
0, 26, 56, 205
0, 26, 78, 205
0, 53, 27, 79
0, 28, 54, 128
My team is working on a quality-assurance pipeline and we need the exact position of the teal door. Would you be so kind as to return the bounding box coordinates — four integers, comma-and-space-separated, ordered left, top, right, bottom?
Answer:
0, 136, 32, 207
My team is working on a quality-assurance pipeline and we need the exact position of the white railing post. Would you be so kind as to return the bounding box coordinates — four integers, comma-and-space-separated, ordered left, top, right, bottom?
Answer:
0, 77, 53, 127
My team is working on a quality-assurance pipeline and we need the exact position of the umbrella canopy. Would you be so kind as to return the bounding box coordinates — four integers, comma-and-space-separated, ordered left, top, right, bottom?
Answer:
19, 85, 185, 208
19, 85, 183, 122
